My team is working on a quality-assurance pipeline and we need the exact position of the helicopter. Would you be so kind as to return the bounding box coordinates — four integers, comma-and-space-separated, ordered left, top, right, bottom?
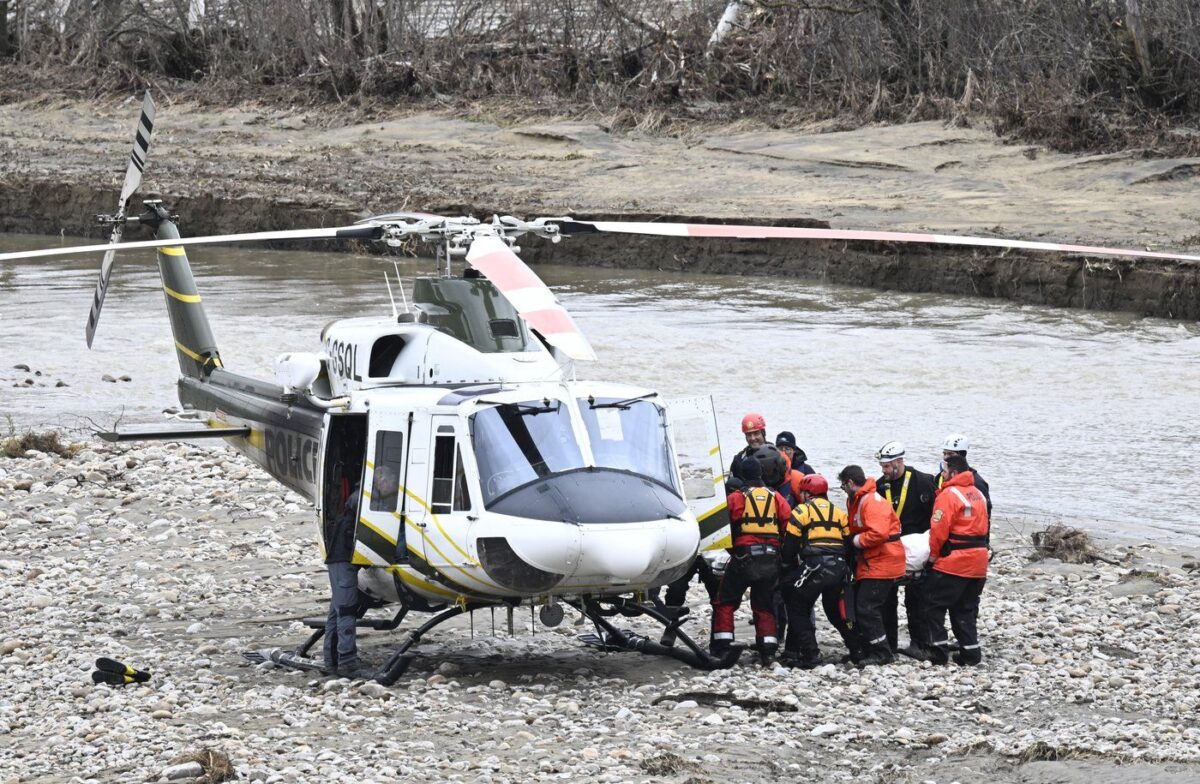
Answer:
4, 93, 1200, 684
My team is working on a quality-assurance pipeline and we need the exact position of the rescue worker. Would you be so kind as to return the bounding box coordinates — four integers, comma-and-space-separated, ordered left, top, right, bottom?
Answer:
711, 457, 791, 665
938, 433, 992, 517
780, 474, 856, 668
322, 465, 398, 679
752, 443, 792, 504
924, 454, 990, 665
775, 431, 815, 476
875, 441, 938, 657
838, 464, 906, 666
727, 413, 768, 491
747, 443, 792, 644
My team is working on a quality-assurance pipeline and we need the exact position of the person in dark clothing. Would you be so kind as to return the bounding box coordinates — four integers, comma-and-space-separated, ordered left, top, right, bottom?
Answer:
651, 554, 722, 645
322, 465, 399, 678
874, 441, 938, 658
711, 457, 791, 665
939, 433, 992, 517
780, 474, 856, 668
775, 431, 815, 476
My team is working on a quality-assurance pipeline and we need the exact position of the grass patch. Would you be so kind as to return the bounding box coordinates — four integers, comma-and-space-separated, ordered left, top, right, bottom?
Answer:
1, 430, 82, 459
1030, 525, 1102, 564
167, 749, 236, 784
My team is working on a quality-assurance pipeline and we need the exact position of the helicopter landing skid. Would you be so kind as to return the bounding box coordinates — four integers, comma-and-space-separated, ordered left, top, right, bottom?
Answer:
571, 597, 742, 671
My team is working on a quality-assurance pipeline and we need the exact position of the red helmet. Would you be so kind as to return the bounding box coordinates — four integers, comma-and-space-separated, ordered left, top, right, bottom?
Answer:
798, 474, 829, 496
741, 413, 766, 434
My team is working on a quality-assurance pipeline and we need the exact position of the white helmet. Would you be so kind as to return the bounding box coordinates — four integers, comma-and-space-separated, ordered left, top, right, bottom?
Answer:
874, 441, 905, 462
941, 433, 969, 452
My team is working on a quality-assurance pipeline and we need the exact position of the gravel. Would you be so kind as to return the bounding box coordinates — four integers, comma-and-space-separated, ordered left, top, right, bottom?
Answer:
2, 442, 1199, 783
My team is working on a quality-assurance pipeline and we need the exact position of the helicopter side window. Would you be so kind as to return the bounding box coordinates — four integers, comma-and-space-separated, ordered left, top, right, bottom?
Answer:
453, 447, 471, 511
370, 431, 404, 512
431, 435, 455, 514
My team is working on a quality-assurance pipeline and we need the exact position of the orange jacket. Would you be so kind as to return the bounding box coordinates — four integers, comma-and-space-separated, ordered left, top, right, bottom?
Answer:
847, 478, 906, 580
928, 471, 990, 579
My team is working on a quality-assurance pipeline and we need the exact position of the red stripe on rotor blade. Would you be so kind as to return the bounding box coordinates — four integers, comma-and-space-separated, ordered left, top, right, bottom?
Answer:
684, 224, 939, 243
468, 249, 546, 291
521, 307, 578, 336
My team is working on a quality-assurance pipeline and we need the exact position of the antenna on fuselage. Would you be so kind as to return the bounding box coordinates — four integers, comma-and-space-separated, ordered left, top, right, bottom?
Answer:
392, 260, 410, 314
383, 270, 399, 319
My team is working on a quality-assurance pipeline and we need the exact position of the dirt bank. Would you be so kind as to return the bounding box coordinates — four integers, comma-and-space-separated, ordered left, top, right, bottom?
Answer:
2, 97, 1199, 319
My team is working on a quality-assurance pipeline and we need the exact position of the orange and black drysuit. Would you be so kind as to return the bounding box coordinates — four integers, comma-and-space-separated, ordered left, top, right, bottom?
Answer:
780, 495, 855, 666
711, 484, 791, 655
877, 466, 938, 653
847, 478, 906, 662
923, 470, 990, 664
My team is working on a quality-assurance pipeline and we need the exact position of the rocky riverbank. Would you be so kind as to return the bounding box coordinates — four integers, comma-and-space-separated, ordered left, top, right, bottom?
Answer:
2, 440, 1199, 783
2, 98, 1200, 319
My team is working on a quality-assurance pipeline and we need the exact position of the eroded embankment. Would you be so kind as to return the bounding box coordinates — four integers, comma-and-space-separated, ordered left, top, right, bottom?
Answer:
6, 177, 1199, 320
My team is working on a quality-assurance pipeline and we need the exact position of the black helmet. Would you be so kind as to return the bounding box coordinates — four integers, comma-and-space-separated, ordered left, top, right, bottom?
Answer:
751, 444, 787, 488
738, 453, 763, 485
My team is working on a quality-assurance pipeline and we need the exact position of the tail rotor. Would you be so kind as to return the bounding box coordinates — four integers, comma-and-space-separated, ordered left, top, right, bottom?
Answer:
86, 91, 155, 348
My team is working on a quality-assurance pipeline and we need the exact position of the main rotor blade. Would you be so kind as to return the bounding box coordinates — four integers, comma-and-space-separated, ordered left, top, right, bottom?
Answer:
466, 235, 596, 362
552, 220, 1200, 264
0, 225, 383, 263
118, 92, 156, 210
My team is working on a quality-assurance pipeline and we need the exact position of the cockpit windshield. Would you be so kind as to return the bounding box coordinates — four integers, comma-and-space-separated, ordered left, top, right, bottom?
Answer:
470, 396, 680, 509
470, 401, 585, 505
577, 397, 678, 493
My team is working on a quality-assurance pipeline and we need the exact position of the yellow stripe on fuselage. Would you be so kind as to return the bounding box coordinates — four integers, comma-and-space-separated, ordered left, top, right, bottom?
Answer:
358, 516, 397, 546
163, 285, 201, 303
389, 560, 459, 600
158, 246, 185, 256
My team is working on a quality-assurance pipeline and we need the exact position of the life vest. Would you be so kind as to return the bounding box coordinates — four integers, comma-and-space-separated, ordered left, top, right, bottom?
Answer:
787, 497, 847, 553
737, 486, 779, 537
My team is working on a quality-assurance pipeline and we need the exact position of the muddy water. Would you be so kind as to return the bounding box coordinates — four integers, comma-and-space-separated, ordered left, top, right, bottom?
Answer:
2, 233, 1198, 543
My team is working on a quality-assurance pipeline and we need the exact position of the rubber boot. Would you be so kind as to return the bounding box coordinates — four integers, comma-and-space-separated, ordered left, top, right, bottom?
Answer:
953, 648, 982, 666
756, 640, 778, 667
928, 644, 951, 666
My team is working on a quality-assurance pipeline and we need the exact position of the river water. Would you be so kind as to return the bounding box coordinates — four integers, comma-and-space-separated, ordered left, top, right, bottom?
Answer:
2, 233, 1198, 544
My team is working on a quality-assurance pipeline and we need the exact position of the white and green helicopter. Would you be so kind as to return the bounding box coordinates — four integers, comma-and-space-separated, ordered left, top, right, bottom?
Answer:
5, 94, 1199, 682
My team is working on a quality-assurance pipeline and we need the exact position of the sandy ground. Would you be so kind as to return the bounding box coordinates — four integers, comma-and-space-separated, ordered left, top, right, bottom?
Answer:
1, 97, 1199, 254
2, 442, 1199, 783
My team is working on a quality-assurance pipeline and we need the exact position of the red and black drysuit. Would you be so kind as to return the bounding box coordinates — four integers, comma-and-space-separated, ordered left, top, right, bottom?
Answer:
711, 484, 791, 654
923, 470, 990, 665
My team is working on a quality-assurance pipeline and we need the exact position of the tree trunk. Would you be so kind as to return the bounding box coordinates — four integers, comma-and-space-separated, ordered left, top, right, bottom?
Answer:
708, 1, 744, 50
1124, 0, 1153, 83
0, 0, 9, 59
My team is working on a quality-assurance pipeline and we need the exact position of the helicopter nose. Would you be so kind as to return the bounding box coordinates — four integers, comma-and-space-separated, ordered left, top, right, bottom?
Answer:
573, 519, 698, 583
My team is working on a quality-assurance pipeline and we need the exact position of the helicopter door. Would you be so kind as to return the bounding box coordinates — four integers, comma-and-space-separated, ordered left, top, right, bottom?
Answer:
420, 417, 477, 588
356, 410, 410, 565
666, 395, 731, 552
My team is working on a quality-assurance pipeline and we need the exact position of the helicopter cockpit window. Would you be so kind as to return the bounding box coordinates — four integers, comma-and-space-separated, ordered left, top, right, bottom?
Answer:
470, 401, 585, 506
577, 398, 679, 496
370, 431, 404, 512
